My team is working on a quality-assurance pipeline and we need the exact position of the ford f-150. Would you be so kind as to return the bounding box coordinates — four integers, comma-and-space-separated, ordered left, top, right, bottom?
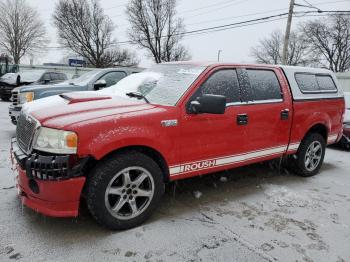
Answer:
10, 62, 345, 229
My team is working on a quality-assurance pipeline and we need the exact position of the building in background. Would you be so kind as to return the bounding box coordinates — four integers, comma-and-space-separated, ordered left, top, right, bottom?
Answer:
336, 72, 350, 92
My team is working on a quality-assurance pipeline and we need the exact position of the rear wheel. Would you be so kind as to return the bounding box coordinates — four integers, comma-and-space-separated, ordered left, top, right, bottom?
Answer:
289, 133, 326, 177
86, 151, 165, 230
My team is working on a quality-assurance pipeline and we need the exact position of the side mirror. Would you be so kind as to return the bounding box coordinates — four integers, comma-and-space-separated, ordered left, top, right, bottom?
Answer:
94, 79, 107, 90
188, 94, 226, 114
44, 78, 50, 84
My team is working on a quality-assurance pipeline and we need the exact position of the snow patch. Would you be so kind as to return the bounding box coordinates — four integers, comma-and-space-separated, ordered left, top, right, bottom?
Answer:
263, 184, 311, 208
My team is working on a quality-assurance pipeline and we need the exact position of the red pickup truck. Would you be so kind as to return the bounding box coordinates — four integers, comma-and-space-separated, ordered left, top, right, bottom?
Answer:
11, 62, 345, 229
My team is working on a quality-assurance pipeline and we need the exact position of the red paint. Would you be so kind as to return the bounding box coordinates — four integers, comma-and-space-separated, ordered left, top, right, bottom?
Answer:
15, 166, 85, 217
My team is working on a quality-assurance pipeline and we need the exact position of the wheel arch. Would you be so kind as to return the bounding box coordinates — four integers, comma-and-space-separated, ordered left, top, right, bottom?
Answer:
304, 123, 329, 142
99, 145, 170, 182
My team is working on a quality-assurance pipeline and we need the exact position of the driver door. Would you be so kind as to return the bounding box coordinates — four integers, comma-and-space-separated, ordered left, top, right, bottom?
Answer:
175, 68, 248, 177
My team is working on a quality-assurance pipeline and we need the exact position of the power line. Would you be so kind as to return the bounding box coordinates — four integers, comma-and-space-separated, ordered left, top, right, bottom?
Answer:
180, 0, 246, 14
42, 10, 350, 49
104, 10, 350, 44
110, 0, 248, 19
109, 0, 350, 26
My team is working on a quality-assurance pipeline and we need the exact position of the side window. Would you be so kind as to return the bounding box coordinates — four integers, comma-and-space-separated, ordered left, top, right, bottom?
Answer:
42, 73, 51, 81
316, 75, 336, 91
246, 69, 282, 101
295, 73, 337, 93
50, 73, 58, 81
57, 73, 67, 81
98, 71, 127, 87
199, 69, 240, 103
295, 73, 318, 92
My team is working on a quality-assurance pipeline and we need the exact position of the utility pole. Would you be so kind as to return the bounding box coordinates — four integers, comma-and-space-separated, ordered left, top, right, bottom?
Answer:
282, 0, 295, 65
217, 50, 222, 62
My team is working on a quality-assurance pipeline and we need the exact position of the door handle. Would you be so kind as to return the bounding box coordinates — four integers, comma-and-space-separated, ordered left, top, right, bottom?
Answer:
281, 109, 289, 120
237, 114, 248, 125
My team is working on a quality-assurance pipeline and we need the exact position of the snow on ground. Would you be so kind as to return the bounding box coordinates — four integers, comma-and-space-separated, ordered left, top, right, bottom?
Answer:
0, 101, 349, 262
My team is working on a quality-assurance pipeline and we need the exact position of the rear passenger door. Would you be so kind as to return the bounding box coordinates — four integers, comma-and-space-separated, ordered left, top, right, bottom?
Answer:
240, 68, 292, 156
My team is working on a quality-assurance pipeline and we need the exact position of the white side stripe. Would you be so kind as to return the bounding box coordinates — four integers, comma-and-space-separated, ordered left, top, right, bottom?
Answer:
287, 142, 300, 152
169, 145, 288, 176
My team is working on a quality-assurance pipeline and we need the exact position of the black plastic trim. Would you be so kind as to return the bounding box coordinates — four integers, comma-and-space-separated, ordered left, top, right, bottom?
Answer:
11, 138, 88, 181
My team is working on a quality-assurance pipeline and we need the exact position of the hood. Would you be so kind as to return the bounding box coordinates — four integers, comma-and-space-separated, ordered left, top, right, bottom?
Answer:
23, 91, 159, 128
16, 82, 82, 93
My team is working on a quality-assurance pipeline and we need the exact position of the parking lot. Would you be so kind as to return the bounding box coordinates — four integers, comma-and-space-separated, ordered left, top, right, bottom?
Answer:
0, 100, 349, 262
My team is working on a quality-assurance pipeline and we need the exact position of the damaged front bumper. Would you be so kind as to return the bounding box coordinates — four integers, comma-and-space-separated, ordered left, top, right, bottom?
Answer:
11, 138, 87, 217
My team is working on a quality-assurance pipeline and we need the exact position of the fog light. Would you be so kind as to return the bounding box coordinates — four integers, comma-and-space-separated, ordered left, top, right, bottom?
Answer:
28, 179, 39, 194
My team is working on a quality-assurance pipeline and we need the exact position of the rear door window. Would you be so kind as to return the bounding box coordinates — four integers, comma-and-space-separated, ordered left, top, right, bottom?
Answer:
58, 73, 67, 80
199, 69, 241, 103
50, 73, 58, 81
245, 69, 282, 101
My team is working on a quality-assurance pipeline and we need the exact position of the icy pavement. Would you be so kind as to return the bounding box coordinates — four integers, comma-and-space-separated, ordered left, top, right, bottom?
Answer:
0, 101, 349, 262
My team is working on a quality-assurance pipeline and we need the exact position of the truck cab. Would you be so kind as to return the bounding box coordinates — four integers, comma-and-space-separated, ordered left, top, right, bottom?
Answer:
10, 62, 345, 230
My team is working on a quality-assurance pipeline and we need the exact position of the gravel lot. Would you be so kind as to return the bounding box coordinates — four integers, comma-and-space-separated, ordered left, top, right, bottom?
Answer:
0, 100, 349, 262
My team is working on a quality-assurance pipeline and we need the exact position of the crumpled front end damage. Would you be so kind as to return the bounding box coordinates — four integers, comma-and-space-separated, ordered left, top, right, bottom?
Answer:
11, 138, 86, 217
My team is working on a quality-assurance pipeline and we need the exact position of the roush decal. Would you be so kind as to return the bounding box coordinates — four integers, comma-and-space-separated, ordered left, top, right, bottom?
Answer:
169, 145, 290, 176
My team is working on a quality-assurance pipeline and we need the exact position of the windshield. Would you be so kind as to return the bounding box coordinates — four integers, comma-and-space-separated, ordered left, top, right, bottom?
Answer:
20, 70, 46, 82
64, 70, 101, 86
0, 73, 17, 82
102, 64, 206, 105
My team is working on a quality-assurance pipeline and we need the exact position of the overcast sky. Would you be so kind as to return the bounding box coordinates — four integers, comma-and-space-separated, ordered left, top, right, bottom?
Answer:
23, 0, 350, 67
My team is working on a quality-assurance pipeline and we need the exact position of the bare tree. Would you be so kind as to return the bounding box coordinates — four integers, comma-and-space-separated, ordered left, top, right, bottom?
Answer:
53, 0, 138, 68
302, 14, 350, 72
251, 30, 311, 66
126, 0, 191, 63
0, 0, 47, 64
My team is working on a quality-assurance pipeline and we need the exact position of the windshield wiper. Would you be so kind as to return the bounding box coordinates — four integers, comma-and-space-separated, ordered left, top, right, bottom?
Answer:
126, 92, 150, 103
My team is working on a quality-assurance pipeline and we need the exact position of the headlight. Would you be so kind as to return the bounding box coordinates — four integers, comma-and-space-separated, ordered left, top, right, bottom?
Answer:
33, 127, 78, 154
19, 92, 34, 104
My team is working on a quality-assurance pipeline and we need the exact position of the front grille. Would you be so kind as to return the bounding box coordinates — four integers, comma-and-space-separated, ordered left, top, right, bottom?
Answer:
12, 90, 19, 105
16, 113, 37, 153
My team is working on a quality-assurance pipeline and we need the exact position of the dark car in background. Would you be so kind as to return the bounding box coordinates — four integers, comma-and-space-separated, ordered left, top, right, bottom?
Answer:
0, 70, 67, 101
9, 67, 141, 124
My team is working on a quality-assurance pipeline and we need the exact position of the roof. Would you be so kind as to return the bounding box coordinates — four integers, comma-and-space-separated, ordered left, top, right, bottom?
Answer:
163, 61, 334, 74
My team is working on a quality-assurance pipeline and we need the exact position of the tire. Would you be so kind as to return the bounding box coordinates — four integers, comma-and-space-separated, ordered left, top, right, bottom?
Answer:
289, 133, 326, 177
86, 151, 165, 230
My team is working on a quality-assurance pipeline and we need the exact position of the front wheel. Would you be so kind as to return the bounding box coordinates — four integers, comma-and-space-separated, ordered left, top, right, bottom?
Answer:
86, 151, 165, 230
289, 133, 326, 177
